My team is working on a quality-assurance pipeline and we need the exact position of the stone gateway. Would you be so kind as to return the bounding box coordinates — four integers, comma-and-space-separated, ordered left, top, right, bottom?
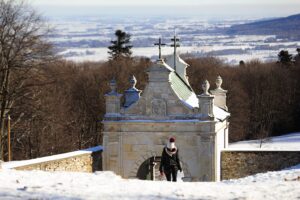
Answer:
102, 41, 230, 182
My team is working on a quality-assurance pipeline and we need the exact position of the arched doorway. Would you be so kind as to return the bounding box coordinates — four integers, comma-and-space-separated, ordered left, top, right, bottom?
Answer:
136, 156, 186, 181
136, 156, 162, 181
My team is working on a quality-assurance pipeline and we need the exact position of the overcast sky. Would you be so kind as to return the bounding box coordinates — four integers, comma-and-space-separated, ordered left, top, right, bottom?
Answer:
31, 0, 299, 6
30, 0, 300, 19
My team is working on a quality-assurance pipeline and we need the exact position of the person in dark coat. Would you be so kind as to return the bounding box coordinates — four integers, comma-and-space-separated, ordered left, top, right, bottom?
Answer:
159, 137, 182, 182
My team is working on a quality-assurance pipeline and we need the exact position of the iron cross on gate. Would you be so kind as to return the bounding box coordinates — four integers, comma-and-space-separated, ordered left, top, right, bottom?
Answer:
154, 38, 166, 60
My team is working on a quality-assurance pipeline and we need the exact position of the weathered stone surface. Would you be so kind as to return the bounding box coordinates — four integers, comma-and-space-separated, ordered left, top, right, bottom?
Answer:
11, 151, 102, 173
103, 59, 230, 182
221, 151, 300, 180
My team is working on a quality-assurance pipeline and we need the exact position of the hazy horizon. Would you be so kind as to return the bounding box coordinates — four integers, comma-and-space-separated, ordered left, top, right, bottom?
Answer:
30, 0, 300, 20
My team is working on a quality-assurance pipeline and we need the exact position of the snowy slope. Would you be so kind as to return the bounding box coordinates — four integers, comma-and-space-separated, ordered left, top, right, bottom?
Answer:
229, 132, 300, 150
0, 165, 299, 200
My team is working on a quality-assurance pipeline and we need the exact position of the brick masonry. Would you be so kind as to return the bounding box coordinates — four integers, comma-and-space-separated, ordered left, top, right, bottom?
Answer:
221, 151, 300, 180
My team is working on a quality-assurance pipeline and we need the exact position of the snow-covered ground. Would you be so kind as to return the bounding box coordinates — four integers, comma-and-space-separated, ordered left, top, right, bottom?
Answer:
229, 132, 300, 150
0, 164, 299, 200
0, 133, 299, 199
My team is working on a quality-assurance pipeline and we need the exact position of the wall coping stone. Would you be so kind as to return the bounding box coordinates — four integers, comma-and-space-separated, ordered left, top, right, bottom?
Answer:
2, 146, 103, 170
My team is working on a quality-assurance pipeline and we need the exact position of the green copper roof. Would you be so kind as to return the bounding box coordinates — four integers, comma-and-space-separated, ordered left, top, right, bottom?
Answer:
169, 72, 199, 108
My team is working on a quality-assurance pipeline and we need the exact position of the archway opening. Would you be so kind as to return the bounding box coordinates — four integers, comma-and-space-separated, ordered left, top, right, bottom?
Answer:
136, 156, 161, 181
136, 156, 186, 181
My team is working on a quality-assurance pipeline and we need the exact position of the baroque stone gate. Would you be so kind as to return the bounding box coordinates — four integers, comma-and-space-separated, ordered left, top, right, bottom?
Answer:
102, 40, 230, 181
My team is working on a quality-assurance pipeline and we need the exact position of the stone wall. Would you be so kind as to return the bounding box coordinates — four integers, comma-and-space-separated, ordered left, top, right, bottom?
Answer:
221, 150, 300, 180
4, 147, 102, 173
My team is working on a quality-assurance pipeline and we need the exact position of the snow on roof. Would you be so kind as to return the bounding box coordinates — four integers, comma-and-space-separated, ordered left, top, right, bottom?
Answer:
228, 133, 300, 151
169, 71, 197, 109
169, 71, 230, 121
165, 54, 191, 87
184, 92, 199, 108
165, 54, 189, 69
214, 106, 230, 121
2, 146, 103, 170
167, 60, 230, 121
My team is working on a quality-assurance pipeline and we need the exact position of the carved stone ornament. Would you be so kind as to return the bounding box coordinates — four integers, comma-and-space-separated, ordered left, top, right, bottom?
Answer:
216, 76, 223, 89
202, 80, 210, 95
109, 79, 117, 93
152, 99, 166, 116
129, 75, 137, 89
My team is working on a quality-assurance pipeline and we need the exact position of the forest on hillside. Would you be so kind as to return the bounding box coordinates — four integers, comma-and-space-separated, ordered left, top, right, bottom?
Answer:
1, 0, 300, 161
1, 55, 299, 161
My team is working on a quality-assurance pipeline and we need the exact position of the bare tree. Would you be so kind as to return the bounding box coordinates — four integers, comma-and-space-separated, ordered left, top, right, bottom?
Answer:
0, 0, 53, 160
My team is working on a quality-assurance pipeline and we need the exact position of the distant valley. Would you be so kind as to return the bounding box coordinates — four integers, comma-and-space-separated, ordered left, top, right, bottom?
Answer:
48, 14, 300, 64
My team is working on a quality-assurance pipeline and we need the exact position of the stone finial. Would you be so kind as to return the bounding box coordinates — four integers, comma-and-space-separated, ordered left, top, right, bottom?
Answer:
109, 78, 117, 93
210, 76, 228, 111
124, 75, 141, 108
198, 80, 214, 119
216, 76, 223, 89
202, 80, 210, 96
105, 79, 122, 117
129, 75, 137, 89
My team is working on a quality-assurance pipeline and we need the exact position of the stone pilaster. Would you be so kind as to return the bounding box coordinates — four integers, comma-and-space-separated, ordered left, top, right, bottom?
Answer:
104, 79, 122, 118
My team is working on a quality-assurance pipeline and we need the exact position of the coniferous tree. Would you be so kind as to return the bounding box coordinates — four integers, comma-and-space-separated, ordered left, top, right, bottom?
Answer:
108, 30, 132, 60
277, 50, 293, 66
295, 48, 300, 65
239, 60, 245, 66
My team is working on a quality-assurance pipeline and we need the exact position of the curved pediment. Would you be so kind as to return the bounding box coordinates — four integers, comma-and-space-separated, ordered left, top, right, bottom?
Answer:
122, 60, 196, 119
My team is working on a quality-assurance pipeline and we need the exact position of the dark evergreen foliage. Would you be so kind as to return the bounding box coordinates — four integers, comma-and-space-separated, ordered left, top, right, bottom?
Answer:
278, 50, 293, 66
108, 30, 132, 60
295, 48, 300, 65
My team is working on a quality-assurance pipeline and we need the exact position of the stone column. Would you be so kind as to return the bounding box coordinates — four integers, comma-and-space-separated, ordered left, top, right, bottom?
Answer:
104, 79, 122, 118
198, 80, 214, 119
210, 76, 228, 111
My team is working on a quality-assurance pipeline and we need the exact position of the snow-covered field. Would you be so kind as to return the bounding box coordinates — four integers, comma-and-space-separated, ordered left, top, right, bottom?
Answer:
229, 132, 300, 150
0, 165, 299, 200
49, 16, 300, 64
